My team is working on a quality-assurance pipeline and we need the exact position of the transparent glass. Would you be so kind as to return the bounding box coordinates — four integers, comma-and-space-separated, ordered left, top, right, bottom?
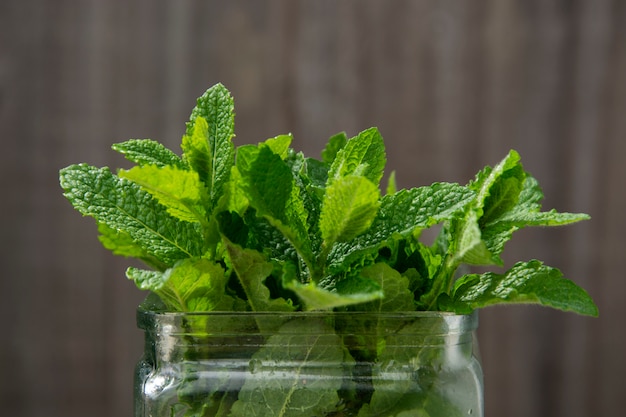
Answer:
135, 306, 483, 417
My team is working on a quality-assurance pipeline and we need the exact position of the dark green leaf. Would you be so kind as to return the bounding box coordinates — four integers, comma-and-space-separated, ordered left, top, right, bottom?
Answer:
236, 145, 314, 271
112, 139, 186, 168
328, 183, 475, 274
448, 260, 598, 316
60, 164, 203, 266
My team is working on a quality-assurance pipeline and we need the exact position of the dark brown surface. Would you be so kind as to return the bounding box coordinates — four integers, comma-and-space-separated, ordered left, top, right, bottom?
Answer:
1, 1, 624, 416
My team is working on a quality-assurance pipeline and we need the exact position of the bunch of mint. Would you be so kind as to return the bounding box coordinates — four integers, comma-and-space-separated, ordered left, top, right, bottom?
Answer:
59, 83, 597, 317
60, 83, 598, 417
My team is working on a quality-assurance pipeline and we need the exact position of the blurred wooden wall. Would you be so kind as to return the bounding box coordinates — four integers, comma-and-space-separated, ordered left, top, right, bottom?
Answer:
1, 1, 624, 416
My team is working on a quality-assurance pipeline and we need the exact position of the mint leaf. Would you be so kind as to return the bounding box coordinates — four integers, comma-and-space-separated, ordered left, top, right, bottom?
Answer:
236, 145, 314, 273
127, 258, 234, 312
343, 263, 416, 360
360, 318, 466, 417
328, 127, 386, 186
319, 175, 380, 246
480, 175, 590, 258
229, 318, 346, 417
321, 131, 347, 164
181, 116, 213, 190
447, 210, 495, 266
442, 150, 525, 267
223, 239, 295, 313
285, 280, 383, 311
112, 139, 186, 168
97, 223, 167, 270
284, 270, 383, 311
185, 84, 235, 208
447, 260, 598, 316
357, 262, 415, 312
119, 165, 209, 224
386, 170, 397, 195
263, 134, 293, 159
60, 164, 203, 266
328, 183, 475, 274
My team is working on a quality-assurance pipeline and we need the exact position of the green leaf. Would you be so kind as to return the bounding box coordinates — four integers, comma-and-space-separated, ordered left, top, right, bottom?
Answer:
263, 134, 293, 159
448, 211, 495, 266
111, 139, 186, 168
60, 164, 203, 266
442, 150, 527, 268
182, 116, 213, 188
328, 183, 475, 274
223, 239, 295, 313
119, 165, 209, 224
185, 84, 235, 208
328, 127, 386, 186
320, 175, 380, 246
386, 170, 397, 195
97, 223, 168, 270
360, 317, 466, 417
285, 275, 383, 311
480, 175, 590, 258
356, 262, 415, 312
236, 145, 314, 272
321, 131, 347, 164
127, 258, 234, 312
229, 318, 346, 417
448, 260, 599, 316
344, 263, 416, 361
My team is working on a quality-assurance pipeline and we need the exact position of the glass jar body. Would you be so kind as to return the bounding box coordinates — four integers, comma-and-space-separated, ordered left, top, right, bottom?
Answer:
135, 309, 483, 417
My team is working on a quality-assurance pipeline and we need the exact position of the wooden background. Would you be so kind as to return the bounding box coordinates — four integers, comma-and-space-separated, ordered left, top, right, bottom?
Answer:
1, 1, 624, 416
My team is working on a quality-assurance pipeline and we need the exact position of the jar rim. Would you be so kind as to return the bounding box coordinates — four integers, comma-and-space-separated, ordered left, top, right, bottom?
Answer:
138, 308, 474, 318
137, 306, 479, 334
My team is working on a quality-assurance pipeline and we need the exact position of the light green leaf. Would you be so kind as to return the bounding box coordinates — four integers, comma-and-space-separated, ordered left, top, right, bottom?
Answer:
182, 116, 213, 188
229, 318, 346, 417
446, 151, 525, 266
345, 263, 416, 360
186, 84, 235, 207
449, 211, 497, 266
470, 150, 523, 215
119, 164, 208, 224
97, 223, 168, 271
111, 139, 186, 168
223, 239, 295, 313
357, 263, 415, 312
320, 175, 380, 246
127, 258, 234, 312
328, 183, 475, 274
263, 134, 293, 159
321, 131, 347, 164
218, 166, 249, 215
285, 276, 383, 311
386, 170, 397, 195
328, 127, 386, 186
60, 164, 203, 266
448, 260, 599, 316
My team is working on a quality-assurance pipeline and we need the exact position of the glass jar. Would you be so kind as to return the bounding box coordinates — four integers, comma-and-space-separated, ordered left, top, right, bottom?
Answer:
135, 306, 483, 417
